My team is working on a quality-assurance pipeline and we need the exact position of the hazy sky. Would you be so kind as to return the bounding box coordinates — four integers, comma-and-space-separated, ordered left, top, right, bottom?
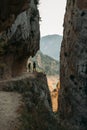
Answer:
39, 0, 66, 37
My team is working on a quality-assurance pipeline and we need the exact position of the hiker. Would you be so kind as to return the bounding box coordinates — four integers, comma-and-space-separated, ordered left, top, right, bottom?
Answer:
28, 63, 31, 72
33, 62, 36, 72
0, 67, 4, 79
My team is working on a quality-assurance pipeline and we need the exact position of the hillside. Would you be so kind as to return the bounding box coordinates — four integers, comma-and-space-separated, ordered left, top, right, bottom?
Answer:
28, 51, 60, 75
40, 34, 62, 60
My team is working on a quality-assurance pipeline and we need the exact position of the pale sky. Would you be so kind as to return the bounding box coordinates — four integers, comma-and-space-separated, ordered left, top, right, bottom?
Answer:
39, 0, 66, 37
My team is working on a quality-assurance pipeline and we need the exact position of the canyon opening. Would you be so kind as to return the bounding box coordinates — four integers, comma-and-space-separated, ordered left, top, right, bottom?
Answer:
38, 0, 66, 112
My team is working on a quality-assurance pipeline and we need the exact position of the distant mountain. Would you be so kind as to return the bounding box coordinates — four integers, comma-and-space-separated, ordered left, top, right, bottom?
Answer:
28, 51, 60, 75
40, 34, 62, 61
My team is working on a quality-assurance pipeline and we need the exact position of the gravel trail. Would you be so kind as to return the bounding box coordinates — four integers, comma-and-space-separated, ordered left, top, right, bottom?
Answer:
0, 91, 22, 130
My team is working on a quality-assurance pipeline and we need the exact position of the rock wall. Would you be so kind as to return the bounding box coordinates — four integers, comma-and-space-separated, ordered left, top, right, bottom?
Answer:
0, 0, 40, 80
59, 0, 87, 130
0, 0, 29, 32
1, 72, 59, 130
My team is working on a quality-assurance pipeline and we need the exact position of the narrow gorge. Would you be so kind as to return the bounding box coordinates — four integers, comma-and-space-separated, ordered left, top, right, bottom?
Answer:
0, 0, 87, 130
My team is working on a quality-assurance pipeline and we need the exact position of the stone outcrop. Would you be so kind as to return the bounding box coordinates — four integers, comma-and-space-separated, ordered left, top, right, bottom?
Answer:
59, 0, 87, 130
0, 0, 40, 80
0, 0, 29, 32
1, 72, 59, 130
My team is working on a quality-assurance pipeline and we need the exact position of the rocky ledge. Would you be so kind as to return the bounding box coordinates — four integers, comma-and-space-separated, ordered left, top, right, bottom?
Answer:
0, 72, 60, 130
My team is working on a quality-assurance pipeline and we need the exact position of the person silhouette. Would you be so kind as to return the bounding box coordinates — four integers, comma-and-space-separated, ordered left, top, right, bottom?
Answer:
33, 62, 36, 72
28, 63, 31, 72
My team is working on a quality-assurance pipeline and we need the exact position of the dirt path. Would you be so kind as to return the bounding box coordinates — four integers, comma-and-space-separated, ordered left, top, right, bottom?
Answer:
0, 72, 38, 91
0, 91, 22, 130
0, 72, 35, 84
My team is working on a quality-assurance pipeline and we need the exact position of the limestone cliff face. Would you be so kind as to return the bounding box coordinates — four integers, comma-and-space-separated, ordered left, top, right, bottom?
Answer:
59, 0, 87, 130
0, 0, 40, 80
